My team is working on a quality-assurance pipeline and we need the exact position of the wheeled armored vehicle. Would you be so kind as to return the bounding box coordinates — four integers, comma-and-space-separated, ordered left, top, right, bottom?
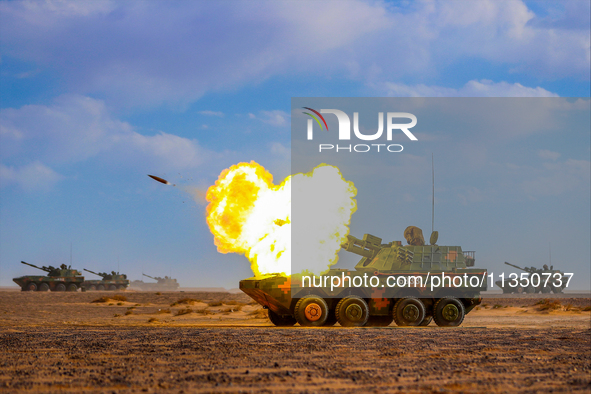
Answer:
241, 226, 486, 327
81, 269, 130, 291
495, 262, 568, 294
13, 261, 84, 292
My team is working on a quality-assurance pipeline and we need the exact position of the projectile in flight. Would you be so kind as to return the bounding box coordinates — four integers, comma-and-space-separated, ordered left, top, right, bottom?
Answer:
148, 174, 171, 185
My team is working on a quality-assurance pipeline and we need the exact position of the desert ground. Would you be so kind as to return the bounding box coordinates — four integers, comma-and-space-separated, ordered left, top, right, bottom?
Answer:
0, 290, 589, 393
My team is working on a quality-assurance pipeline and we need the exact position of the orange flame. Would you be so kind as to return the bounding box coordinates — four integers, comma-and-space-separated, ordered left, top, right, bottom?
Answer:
206, 161, 356, 277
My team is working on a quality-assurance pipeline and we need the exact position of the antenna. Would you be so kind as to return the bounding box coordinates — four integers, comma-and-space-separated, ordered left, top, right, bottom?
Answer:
118, 255, 120, 273
431, 153, 435, 233
549, 242, 551, 265
70, 242, 72, 266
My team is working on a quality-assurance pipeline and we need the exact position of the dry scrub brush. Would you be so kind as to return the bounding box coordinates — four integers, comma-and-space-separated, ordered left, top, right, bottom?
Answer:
175, 308, 193, 316
170, 298, 201, 307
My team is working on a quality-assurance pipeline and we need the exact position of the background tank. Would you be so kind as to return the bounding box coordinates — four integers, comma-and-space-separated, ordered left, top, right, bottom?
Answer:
495, 262, 568, 294
13, 261, 84, 292
81, 269, 130, 291
130, 273, 180, 291
240, 226, 486, 328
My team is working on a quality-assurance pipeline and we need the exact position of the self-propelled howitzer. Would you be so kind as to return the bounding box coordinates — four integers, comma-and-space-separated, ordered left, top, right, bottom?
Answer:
81, 269, 130, 291
130, 273, 180, 291
495, 261, 568, 294
240, 226, 486, 328
13, 261, 84, 292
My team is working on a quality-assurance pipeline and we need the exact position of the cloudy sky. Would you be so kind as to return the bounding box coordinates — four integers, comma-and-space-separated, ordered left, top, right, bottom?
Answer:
1, 0, 589, 289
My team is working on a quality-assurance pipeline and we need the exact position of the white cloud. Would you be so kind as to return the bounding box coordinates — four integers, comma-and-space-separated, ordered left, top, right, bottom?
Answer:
538, 150, 561, 161
270, 142, 290, 157
0, 95, 211, 171
0, 161, 64, 191
258, 110, 289, 127
1, 0, 585, 108
522, 159, 590, 196
198, 111, 224, 117
383, 80, 559, 97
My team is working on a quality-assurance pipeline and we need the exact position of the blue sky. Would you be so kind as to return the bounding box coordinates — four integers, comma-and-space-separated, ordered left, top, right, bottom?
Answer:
1, 0, 589, 289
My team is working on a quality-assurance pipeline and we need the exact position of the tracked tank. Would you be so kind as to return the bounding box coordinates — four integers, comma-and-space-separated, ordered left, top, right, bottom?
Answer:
13, 261, 84, 292
81, 269, 130, 291
131, 273, 180, 291
240, 226, 486, 327
495, 262, 568, 294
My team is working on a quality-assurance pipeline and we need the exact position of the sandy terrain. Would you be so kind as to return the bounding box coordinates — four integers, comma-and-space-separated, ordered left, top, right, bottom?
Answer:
0, 291, 589, 393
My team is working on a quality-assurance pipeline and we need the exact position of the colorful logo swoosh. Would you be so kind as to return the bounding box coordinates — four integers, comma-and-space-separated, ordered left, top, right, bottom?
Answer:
302, 107, 328, 131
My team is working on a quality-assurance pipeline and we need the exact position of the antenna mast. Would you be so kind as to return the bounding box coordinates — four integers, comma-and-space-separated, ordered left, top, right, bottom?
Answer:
432, 153, 435, 233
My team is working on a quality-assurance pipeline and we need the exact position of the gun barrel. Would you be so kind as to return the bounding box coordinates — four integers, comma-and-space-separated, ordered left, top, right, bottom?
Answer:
20, 261, 49, 272
504, 261, 527, 272
84, 269, 104, 277
341, 235, 381, 258
143, 273, 156, 280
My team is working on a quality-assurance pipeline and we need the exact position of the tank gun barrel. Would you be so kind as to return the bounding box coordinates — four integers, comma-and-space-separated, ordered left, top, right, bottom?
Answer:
504, 261, 530, 272
143, 273, 157, 280
341, 235, 382, 258
20, 261, 52, 273
84, 268, 106, 278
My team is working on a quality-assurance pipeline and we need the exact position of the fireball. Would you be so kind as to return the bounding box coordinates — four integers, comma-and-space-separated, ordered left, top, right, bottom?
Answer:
206, 161, 356, 277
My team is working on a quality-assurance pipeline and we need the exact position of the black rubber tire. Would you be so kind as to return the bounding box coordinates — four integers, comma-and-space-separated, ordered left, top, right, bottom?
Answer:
97, 285, 105, 291
89, 285, 97, 291
268, 310, 297, 327
541, 286, 552, 294
335, 296, 369, 327
365, 316, 394, 327
433, 297, 465, 327
419, 314, 433, 326
393, 297, 426, 326
55, 283, 66, 292
294, 295, 329, 327
109, 285, 117, 291
38, 283, 50, 292
26, 282, 38, 291
67, 284, 78, 292
118, 285, 127, 290
552, 286, 563, 294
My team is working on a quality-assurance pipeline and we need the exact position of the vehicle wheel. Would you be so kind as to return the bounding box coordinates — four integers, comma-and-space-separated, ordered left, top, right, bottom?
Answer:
335, 296, 369, 327
89, 285, 97, 291
268, 310, 297, 326
55, 283, 66, 292
419, 314, 433, 326
118, 285, 127, 290
552, 286, 563, 294
97, 285, 105, 291
525, 285, 536, 294
26, 282, 38, 291
67, 284, 78, 292
366, 316, 394, 327
393, 297, 426, 326
433, 297, 465, 327
38, 283, 50, 292
541, 286, 552, 294
294, 295, 329, 327
323, 309, 338, 326
109, 285, 117, 291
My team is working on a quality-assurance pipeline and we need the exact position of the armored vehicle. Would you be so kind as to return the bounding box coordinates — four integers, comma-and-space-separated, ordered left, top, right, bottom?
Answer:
81, 269, 130, 291
495, 262, 568, 294
240, 226, 486, 327
131, 274, 179, 291
13, 261, 84, 292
